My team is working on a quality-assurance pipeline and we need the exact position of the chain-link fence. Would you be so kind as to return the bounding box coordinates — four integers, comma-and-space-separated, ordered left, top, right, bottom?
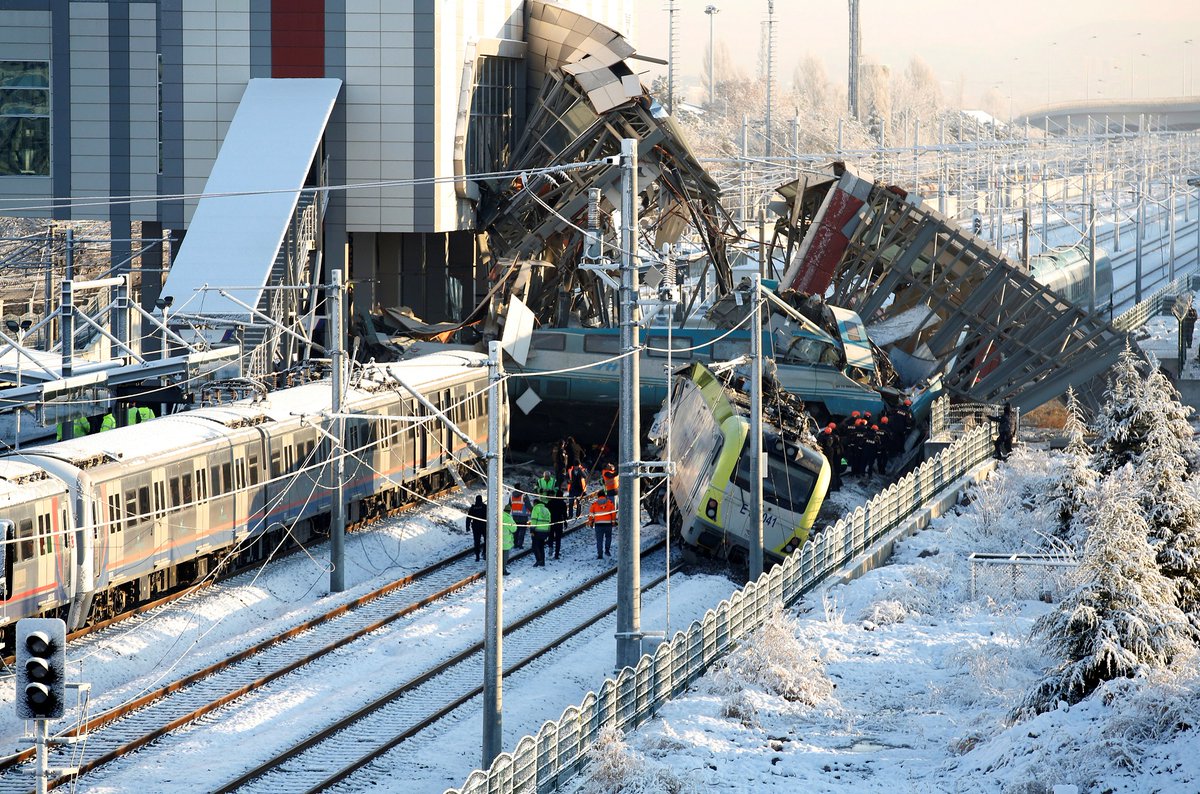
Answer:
445, 422, 994, 794
968, 553, 1078, 602
929, 396, 1020, 442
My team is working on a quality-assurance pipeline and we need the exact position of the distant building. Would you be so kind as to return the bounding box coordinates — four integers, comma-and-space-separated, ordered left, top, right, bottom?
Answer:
0, 0, 635, 329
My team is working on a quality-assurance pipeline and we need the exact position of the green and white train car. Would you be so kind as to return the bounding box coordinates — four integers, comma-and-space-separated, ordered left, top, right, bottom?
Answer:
662, 362, 831, 564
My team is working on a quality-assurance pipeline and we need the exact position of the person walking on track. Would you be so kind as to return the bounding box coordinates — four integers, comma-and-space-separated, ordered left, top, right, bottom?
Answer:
530, 496, 552, 567
467, 494, 487, 562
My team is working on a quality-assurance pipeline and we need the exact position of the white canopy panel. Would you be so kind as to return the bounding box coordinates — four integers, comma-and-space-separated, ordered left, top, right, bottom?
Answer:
162, 78, 341, 320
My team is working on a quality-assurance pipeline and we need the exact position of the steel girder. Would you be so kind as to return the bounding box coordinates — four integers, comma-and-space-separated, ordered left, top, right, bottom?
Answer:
828, 187, 1126, 411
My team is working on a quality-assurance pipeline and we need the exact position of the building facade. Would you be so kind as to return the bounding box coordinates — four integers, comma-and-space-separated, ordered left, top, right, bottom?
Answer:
0, 0, 636, 322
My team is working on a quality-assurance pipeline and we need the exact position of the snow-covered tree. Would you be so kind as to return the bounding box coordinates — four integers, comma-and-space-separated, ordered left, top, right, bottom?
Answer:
1092, 342, 1153, 475
1017, 467, 1193, 717
1044, 388, 1099, 546
1142, 363, 1199, 468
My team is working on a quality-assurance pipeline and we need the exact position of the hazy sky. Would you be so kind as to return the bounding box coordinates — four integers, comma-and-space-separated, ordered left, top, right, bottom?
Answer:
631, 0, 1199, 113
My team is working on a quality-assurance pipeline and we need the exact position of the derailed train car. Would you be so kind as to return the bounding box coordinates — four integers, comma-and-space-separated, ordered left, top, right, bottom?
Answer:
654, 362, 831, 565
0, 352, 498, 652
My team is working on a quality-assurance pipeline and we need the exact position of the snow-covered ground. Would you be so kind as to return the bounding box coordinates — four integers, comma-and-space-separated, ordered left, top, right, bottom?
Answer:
568, 449, 1200, 794
7, 441, 1198, 793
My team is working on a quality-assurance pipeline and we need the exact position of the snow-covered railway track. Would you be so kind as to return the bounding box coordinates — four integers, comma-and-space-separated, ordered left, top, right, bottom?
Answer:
218, 545, 669, 794
0, 483, 462, 671
0, 517, 598, 793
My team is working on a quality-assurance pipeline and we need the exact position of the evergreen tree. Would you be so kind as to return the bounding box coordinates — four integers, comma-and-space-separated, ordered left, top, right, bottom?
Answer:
1141, 363, 1199, 468
1045, 388, 1099, 545
1017, 467, 1192, 717
1092, 342, 1152, 475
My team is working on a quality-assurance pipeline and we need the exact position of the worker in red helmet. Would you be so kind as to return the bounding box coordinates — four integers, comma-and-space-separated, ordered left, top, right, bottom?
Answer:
817, 424, 843, 491
847, 417, 868, 476
877, 415, 894, 474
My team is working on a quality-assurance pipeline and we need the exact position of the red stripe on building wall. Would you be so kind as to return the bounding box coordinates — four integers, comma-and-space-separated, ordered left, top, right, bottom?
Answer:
272, 0, 325, 78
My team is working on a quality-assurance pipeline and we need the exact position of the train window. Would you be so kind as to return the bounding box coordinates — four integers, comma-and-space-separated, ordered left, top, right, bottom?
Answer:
37, 514, 50, 556
270, 450, 282, 479
583, 335, 620, 354
347, 424, 360, 451
126, 490, 137, 527
646, 335, 693, 359
733, 450, 817, 514
248, 454, 260, 486
532, 333, 566, 351
222, 463, 233, 494
109, 494, 122, 534
208, 466, 220, 496
285, 445, 294, 473
153, 482, 165, 519
197, 469, 208, 500
380, 419, 392, 450
138, 486, 151, 520
235, 459, 246, 491
713, 341, 741, 361
182, 472, 193, 505
17, 518, 33, 561
170, 477, 181, 509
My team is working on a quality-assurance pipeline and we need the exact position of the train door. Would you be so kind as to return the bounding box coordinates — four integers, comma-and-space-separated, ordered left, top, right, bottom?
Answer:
152, 470, 168, 565
246, 435, 266, 534
193, 455, 212, 545
33, 502, 58, 608
232, 447, 248, 538
9, 512, 33, 612
0, 520, 10, 619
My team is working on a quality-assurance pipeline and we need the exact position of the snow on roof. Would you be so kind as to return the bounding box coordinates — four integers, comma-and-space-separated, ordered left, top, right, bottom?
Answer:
0, 459, 66, 504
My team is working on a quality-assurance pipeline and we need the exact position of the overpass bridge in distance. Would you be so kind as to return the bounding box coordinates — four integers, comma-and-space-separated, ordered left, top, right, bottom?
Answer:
1016, 96, 1200, 133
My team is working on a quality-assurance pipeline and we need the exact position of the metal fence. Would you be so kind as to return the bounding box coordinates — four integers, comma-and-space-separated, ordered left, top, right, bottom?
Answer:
445, 420, 994, 794
929, 398, 1020, 442
1112, 275, 1189, 333
968, 553, 1078, 602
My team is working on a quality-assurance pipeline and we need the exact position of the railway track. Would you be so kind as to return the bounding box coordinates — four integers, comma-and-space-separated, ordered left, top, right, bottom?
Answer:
0, 482, 463, 668
220, 545, 669, 794
0, 516, 656, 793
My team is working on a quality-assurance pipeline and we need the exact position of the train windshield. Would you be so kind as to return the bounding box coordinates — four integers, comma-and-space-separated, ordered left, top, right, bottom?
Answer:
732, 448, 817, 514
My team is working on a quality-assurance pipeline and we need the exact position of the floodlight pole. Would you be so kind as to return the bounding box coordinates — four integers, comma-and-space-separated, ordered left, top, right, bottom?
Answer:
329, 266, 346, 593
483, 340, 505, 767
1089, 203, 1098, 314
749, 274, 764, 582
616, 138, 643, 671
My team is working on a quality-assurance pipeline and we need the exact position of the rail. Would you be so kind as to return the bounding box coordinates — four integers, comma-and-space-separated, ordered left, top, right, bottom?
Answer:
445, 421, 994, 794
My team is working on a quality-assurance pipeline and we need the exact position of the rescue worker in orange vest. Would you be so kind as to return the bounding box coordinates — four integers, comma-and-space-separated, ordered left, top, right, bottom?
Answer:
588, 493, 617, 559
509, 486, 531, 548
601, 463, 617, 498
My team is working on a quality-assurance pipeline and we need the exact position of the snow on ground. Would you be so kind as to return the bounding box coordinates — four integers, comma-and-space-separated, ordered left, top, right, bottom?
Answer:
568, 449, 1200, 794
0, 485, 482, 752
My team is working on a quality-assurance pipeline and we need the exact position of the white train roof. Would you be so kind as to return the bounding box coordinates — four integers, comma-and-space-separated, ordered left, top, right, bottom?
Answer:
3, 351, 489, 472
0, 459, 69, 505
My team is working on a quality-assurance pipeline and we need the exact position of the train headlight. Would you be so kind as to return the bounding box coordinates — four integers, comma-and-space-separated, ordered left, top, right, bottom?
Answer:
705, 498, 718, 519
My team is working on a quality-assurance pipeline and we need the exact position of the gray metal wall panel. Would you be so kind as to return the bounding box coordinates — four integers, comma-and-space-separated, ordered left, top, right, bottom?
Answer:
0, 5, 56, 217
159, 0, 184, 227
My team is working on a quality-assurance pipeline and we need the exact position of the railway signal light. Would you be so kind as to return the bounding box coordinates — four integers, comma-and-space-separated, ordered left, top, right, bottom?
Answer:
16, 618, 66, 720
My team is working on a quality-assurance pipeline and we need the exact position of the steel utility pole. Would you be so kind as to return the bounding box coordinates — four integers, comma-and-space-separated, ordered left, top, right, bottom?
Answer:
666, 0, 676, 114
749, 274, 764, 582
61, 229, 74, 381
482, 339, 505, 767
847, 0, 860, 119
764, 0, 774, 160
329, 265, 346, 593
1088, 203, 1098, 314
616, 138, 642, 671
705, 5, 719, 106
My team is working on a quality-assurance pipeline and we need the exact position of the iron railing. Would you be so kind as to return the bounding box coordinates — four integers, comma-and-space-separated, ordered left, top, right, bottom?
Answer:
445, 420, 993, 794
